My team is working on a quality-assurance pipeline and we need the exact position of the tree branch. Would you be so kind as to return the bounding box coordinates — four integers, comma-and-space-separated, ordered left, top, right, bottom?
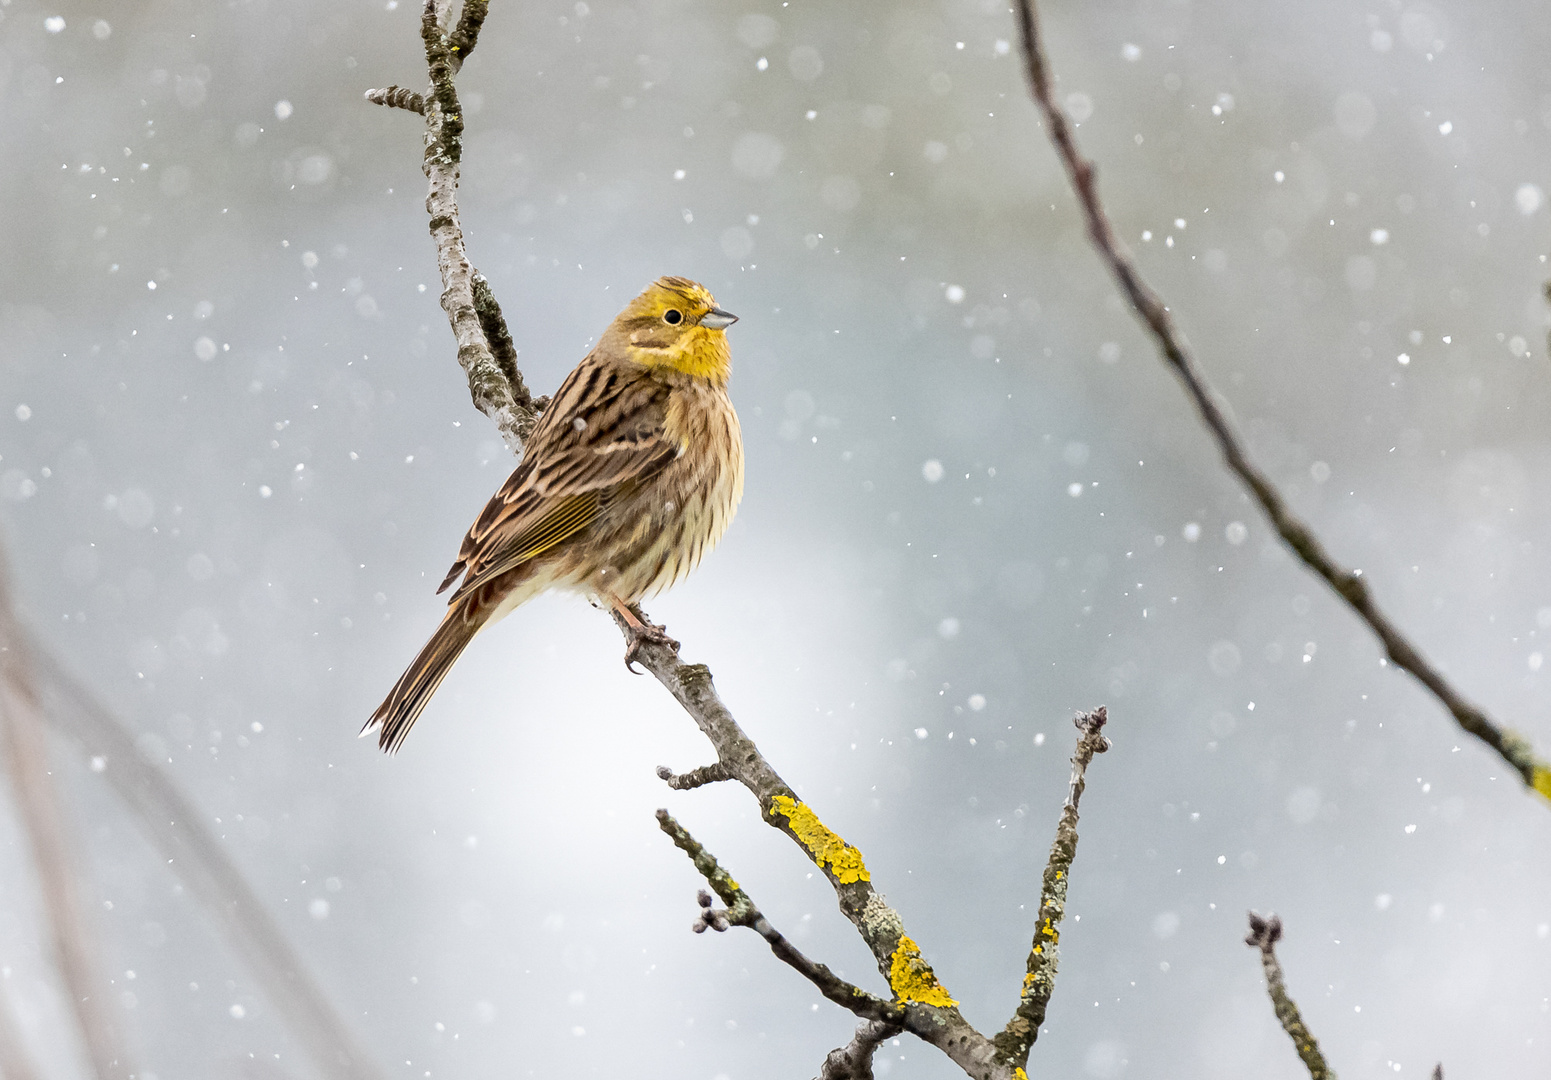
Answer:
656, 810, 905, 1027
655, 761, 732, 790
819, 1019, 903, 1080
413, 0, 540, 452
29, 644, 387, 1080
0, 552, 135, 1080
1010, 0, 1551, 802
995, 707, 1109, 1070
1245, 913, 1336, 1080
364, 85, 425, 114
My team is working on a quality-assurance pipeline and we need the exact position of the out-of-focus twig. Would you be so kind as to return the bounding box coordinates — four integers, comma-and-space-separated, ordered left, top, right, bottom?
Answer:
29, 646, 387, 1080
1245, 913, 1335, 1080
1010, 0, 1551, 802
0, 553, 135, 1079
819, 1019, 902, 1080
995, 708, 1109, 1070
0, 985, 43, 1080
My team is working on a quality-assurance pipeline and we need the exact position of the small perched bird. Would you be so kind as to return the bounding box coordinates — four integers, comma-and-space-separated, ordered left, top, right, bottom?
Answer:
365, 276, 744, 753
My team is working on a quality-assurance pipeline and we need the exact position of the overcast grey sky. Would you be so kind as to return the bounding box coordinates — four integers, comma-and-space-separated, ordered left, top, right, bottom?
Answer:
2, 0, 1549, 1077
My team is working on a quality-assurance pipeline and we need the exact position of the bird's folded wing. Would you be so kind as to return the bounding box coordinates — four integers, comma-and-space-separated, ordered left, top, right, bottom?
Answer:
439, 362, 678, 600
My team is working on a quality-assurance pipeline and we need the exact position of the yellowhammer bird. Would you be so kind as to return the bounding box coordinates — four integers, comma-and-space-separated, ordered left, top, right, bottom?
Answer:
365, 276, 744, 753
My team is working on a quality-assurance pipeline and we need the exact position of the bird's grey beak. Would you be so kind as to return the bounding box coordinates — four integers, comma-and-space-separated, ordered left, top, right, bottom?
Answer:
700, 307, 739, 330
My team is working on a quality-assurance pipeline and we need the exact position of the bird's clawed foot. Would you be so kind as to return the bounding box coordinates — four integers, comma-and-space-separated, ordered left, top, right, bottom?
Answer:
617, 603, 680, 672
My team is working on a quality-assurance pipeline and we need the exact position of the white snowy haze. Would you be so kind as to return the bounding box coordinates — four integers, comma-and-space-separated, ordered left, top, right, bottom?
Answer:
1, 0, 1550, 1077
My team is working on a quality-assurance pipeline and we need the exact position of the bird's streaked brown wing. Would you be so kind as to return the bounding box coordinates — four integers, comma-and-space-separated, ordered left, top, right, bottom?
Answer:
438, 357, 679, 602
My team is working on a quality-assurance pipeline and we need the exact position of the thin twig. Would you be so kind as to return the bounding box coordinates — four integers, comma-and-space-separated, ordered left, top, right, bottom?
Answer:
30, 645, 387, 1080
657, 810, 905, 1027
655, 761, 732, 790
1011, 0, 1551, 802
819, 1019, 903, 1080
0, 552, 135, 1080
364, 85, 425, 114
995, 708, 1109, 1070
1245, 913, 1335, 1080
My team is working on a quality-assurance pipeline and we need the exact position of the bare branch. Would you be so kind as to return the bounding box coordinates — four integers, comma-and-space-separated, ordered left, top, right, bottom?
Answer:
414, 0, 540, 452
1010, 0, 1551, 802
0, 552, 135, 1080
30, 645, 387, 1080
656, 761, 732, 790
446, 0, 490, 70
819, 1019, 903, 1080
1245, 913, 1336, 1080
995, 707, 1110, 1069
656, 810, 904, 1027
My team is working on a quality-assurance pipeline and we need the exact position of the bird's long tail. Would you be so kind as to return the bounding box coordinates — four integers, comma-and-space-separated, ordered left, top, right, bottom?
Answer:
365, 597, 485, 754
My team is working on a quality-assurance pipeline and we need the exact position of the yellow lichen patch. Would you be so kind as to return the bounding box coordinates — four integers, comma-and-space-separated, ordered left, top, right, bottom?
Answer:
888, 934, 957, 1007
1014, 1070, 1030, 1080
1533, 766, 1551, 803
768, 795, 870, 884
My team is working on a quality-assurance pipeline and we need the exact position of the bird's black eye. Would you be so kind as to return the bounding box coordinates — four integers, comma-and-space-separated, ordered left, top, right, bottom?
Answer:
663, 309, 683, 325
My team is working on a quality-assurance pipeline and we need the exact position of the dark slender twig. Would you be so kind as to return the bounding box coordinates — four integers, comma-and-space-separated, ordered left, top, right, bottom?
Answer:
0, 551, 135, 1080
363, 85, 425, 114
656, 761, 732, 790
1011, 0, 1551, 802
1245, 913, 1335, 1080
656, 811, 905, 1027
995, 708, 1109, 1070
31, 645, 386, 1080
446, 0, 489, 67
819, 1019, 903, 1080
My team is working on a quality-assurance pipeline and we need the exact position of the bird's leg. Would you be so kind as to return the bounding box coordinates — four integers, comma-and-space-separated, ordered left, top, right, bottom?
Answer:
610, 597, 680, 671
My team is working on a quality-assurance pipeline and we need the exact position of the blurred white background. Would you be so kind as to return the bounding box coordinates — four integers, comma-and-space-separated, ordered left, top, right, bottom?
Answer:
1, 0, 1549, 1077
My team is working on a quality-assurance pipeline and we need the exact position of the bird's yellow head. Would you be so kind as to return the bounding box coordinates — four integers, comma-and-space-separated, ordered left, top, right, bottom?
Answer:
606, 276, 738, 383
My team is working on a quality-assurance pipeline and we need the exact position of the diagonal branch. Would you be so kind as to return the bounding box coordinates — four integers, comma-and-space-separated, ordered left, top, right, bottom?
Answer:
819, 1019, 903, 1080
656, 810, 904, 1027
30, 645, 387, 1080
0, 551, 136, 1080
1010, 0, 1551, 802
995, 707, 1109, 1070
1245, 913, 1336, 1080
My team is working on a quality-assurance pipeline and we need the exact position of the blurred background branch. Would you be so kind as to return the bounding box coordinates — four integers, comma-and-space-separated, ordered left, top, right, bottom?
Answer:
30, 644, 386, 1080
1012, 0, 1551, 803
0, 985, 43, 1080
0, 551, 135, 1079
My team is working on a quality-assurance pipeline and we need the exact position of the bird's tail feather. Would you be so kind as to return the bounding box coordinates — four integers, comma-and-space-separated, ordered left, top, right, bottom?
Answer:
365, 599, 484, 753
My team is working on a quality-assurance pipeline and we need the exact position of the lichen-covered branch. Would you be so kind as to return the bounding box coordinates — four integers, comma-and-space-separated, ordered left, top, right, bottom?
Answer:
656, 811, 905, 1027
1245, 913, 1336, 1080
995, 708, 1109, 1070
1010, 0, 1551, 802
363, 0, 541, 452
819, 1019, 903, 1080
30, 645, 387, 1080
